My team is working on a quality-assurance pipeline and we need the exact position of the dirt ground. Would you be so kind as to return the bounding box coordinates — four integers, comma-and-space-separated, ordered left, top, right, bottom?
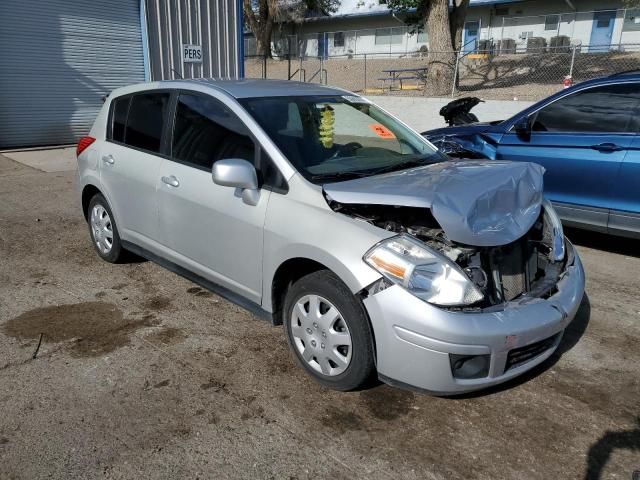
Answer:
0, 152, 638, 479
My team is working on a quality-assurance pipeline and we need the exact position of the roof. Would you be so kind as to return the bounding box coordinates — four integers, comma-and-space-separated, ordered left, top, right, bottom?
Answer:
164, 79, 350, 98
318, 0, 526, 21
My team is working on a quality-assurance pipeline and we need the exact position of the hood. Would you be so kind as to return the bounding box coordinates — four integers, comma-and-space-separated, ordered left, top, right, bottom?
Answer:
422, 122, 497, 138
323, 160, 545, 247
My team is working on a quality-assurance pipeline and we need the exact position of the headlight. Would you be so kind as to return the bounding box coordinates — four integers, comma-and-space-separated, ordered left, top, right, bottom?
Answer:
364, 235, 484, 306
543, 199, 565, 262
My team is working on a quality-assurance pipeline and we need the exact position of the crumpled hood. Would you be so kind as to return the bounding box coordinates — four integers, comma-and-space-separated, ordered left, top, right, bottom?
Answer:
323, 160, 545, 246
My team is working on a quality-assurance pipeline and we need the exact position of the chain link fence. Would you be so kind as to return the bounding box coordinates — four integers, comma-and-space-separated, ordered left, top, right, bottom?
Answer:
244, 43, 640, 100
456, 44, 640, 100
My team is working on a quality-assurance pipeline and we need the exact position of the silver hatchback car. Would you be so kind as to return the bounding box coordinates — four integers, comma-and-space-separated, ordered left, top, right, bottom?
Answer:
76, 79, 585, 394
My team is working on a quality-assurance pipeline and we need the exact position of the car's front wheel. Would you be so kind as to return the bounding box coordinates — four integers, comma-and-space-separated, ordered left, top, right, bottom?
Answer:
87, 193, 125, 263
283, 270, 376, 391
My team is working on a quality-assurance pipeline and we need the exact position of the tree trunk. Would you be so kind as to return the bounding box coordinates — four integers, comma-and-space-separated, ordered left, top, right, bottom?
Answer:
424, 0, 456, 96
256, 19, 274, 58
243, 0, 274, 58
450, 0, 470, 51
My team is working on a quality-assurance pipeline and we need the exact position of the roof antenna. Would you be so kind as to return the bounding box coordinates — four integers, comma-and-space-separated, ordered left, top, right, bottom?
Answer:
171, 68, 183, 79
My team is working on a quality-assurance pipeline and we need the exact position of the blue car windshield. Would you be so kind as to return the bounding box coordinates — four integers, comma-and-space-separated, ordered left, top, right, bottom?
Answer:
240, 95, 446, 183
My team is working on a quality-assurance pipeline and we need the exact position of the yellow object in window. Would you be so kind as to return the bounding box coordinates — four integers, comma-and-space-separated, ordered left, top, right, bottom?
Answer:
319, 105, 335, 148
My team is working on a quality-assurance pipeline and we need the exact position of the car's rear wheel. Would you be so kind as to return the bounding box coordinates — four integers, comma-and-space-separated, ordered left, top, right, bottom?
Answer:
87, 193, 124, 263
283, 270, 376, 391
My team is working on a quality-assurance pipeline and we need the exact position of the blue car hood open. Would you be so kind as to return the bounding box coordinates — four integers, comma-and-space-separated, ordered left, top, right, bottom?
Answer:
323, 160, 545, 247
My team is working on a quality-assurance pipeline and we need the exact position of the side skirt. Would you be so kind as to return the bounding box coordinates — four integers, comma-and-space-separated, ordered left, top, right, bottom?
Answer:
122, 240, 275, 324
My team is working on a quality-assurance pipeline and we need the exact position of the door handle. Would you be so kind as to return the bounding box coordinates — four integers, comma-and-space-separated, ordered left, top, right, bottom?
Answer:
590, 143, 620, 152
102, 155, 115, 165
161, 175, 180, 187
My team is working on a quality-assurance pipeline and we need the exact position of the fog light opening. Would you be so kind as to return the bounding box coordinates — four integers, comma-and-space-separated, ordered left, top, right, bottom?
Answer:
449, 354, 490, 380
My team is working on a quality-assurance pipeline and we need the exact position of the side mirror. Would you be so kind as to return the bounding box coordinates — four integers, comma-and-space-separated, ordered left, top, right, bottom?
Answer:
212, 158, 260, 206
514, 117, 532, 141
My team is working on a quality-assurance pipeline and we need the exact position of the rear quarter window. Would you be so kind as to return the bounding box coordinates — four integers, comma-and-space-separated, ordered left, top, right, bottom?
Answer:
109, 96, 130, 143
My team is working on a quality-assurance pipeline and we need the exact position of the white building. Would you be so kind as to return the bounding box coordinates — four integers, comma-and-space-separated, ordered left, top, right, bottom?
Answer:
249, 0, 640, 57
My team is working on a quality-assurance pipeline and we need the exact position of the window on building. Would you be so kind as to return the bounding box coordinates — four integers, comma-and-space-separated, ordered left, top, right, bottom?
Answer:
417, 29, 427, 43
623, 9, 640, 31
124, 92, 170, 153
333, 31, 345, 47
531, 84, 640, 133
375, 27, 404, 45
545, 14, 560, 31
171, 93, 255, 170
109, 96, 130, 143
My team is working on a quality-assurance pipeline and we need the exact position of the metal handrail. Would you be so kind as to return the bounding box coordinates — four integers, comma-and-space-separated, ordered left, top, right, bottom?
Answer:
459, 37, 479, 59
288, 68, 306, 81
307, 68, 328, 84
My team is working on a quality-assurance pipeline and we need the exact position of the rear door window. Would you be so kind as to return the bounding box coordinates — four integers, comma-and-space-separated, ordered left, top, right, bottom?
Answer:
124, 92, 170, 153
531, 83, 640, 133
171, 93, 255, 170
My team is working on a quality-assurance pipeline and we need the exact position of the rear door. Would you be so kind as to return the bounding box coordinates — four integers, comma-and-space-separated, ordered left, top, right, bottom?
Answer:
496, 83, 640, 231
609, 135, 640, 237
156, 92, 271, 303
100, 91, 171, 245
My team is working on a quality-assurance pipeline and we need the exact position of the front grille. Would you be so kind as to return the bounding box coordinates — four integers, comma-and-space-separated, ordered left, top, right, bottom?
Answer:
488, 238, 536, 303
505, 333, 560, 371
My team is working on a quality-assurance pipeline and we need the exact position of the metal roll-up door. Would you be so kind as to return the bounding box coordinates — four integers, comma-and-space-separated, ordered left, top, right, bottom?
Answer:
0, 0, 146, 148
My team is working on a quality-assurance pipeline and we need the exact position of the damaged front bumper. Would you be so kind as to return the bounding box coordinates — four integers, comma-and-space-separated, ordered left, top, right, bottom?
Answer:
363, 240, 585, 395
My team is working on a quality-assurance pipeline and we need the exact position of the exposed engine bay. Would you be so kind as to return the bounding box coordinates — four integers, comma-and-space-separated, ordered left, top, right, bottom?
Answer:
328, 201, 566, 310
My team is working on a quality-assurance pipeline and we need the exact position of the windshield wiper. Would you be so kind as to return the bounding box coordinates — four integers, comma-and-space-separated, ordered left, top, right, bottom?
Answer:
310, 170, 371, 182
368, 157, 438, 176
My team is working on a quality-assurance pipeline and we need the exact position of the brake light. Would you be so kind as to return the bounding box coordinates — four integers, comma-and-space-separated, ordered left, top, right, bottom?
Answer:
76, 136, 96, 157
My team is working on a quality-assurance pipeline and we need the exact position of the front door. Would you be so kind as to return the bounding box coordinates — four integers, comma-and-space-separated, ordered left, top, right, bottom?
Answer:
496, 83, 640, 231
157, 92, 269, 303
589, 11, 616, 52
463, 21, 480, 53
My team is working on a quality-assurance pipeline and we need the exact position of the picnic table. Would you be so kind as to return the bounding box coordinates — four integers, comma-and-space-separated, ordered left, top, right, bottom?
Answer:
379, 67, 428, 90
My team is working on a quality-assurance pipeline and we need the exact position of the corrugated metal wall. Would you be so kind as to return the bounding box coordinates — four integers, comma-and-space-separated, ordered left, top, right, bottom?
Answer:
145, 0, 242, 80
0, 0, 146, 148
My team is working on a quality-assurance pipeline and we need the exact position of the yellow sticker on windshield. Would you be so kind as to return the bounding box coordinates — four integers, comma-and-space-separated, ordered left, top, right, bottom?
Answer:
368, 123, 396, 139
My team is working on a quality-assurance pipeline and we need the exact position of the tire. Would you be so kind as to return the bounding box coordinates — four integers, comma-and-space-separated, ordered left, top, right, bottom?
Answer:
283, 270, 376, 391
87, 193, 125, 263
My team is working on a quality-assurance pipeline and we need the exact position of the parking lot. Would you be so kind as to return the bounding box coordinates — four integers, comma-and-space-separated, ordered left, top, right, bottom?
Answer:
0, 151, 638, 479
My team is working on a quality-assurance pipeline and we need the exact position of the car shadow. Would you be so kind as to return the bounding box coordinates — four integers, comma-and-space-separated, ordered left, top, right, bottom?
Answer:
584, 416, 640, 480
565, 227, 639, 258
443, 292, 591, 400
118, 251, 148, 265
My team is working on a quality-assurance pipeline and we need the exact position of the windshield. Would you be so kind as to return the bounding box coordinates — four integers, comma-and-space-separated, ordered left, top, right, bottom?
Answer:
240, 95, 445, 183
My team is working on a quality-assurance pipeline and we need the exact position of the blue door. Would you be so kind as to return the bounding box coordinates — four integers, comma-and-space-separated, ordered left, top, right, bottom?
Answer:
463, 21, 479, 53
589, 11, 616, 52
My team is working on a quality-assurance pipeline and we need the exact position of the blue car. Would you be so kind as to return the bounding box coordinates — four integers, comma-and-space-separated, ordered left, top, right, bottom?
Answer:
423, 73, 640, 238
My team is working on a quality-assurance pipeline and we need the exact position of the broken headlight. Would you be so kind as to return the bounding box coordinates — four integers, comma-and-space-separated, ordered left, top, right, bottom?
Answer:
543, 199, 565, 262
364, 234, 484, 307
